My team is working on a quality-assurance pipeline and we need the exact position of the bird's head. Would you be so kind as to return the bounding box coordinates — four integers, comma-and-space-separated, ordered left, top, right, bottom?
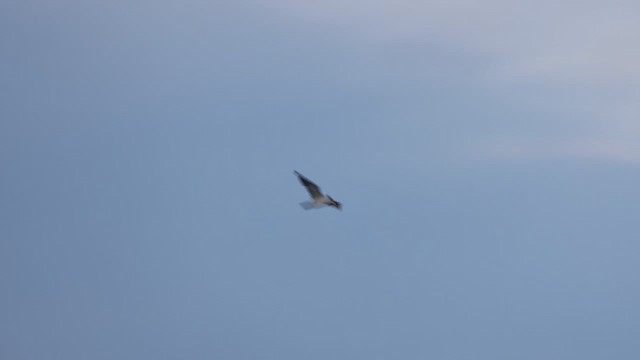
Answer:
328, 196, 342, 210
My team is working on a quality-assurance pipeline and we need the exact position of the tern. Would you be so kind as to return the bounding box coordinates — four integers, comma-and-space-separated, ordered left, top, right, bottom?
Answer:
294, 171, 342, 210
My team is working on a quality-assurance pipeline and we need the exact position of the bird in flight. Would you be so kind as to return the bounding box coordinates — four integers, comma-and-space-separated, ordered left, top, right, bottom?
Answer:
294, 171, 342, 210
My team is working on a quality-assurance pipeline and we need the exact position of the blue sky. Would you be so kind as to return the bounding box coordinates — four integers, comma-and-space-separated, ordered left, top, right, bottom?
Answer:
2, 1, 639, 359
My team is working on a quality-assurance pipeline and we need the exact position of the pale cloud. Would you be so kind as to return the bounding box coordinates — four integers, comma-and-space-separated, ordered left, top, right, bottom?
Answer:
474, 137, 640, 164
266, 0, 640, 162
268, 0, 640, 85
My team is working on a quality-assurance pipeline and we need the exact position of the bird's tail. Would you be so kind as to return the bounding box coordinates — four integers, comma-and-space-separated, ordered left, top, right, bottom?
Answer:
299, 201, 318, 210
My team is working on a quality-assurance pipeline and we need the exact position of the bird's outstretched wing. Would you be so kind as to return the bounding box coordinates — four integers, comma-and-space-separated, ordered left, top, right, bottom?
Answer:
294, 171, 323, 200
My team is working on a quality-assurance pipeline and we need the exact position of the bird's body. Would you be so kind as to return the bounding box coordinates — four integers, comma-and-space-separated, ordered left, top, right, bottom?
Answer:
294, 171, 342, 210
